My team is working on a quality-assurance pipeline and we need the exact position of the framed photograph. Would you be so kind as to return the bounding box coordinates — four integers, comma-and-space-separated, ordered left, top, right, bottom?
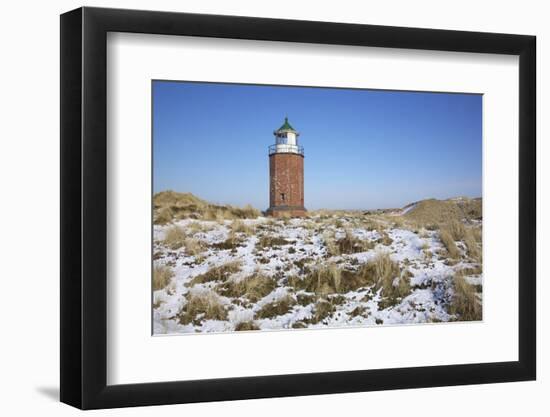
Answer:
60, 7, 536, 409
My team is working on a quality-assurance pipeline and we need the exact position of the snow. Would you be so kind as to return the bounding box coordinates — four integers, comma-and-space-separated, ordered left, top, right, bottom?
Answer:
152, 215, 483, 334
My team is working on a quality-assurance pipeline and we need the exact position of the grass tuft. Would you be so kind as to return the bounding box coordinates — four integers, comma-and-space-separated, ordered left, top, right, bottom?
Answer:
234, 321, 260, 331
153, 264, 174, 291
189, 260, 242, 285
217, 272, 277, 302
178, 291, 227, 325
255, 295, 296, 319
449, 271, 482, 321
439, 229, 460, 259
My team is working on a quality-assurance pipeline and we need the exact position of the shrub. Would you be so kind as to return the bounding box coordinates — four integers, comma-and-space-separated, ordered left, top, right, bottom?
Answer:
449, 271, 482, 321
178, 291, 227, 325
153, 264, 174, 291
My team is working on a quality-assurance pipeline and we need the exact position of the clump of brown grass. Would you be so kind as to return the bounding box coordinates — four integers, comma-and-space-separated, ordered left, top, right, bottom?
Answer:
186, 221, 215, 236
154, 207, 173, 225
332, 229, 374, 255
163, 226, 186, 249
322, 231, 340, 256
153, 264, 174, 291
212, 229, 245, 250
449, 271, 482, 321
217, 272, 277, 302
288, 263, 342, 295
234, 321, 260, 331
163, 226, 205, 255
378, 231, 394, 246
256, 234, 291, 249
311, 299, 335, 322
464, 228, 482, 261
447, 220, 466, 241
367, 252, 410, 300
231, 219, 255, 235
189, 260, 242, 285
439, 229, 460, 259
178, 291, 227, 325
255, 295, 296, 319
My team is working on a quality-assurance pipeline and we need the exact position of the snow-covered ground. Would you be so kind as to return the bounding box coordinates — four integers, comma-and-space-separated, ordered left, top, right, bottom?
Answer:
152, 214, 482, 335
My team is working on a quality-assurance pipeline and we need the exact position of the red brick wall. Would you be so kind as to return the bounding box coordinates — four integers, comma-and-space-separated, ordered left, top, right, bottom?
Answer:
269, 153, 305, 215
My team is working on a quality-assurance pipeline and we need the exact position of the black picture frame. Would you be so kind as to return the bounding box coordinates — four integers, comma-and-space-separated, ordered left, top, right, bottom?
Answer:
60, 6, 536, 410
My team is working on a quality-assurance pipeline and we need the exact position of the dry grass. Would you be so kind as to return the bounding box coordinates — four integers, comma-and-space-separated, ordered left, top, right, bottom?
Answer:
212, 229, 245, 250
231, 219, 256, 235
163, 226, 205, 256
154, 190, 260, 223
256, 234, 291, 249
154, 207, 173, 225
311, 299, 336, 322
449, 271, 482, 321
377, 231, 394, 246
288, 263, 342, 295
234, 321, 260, 331
288, 253, 409, 303
178, 291, 227, 325
464, 228, 482, 261
332, 229, 375, 255
189, 260, 242, 285
447, 220, 466, 241
255, 295, 296, 319
403, 198, 482, 226
163, 226, 186, 249
217, 272, 277, 302
439, 229, 460, 259
153, 265, 174, 291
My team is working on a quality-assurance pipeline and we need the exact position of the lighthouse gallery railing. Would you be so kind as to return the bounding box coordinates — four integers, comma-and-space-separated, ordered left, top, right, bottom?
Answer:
268, 144, 304, 156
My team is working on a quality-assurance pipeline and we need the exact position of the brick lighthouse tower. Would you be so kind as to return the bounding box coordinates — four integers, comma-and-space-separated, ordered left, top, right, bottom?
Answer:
266, 117, 306, 217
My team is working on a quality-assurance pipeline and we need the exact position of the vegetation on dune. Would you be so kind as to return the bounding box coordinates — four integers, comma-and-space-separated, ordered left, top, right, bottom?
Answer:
177, 291, 228, 325
439, 229, 461, 259
255, 295, 296, 319
324, 229, 375, 256
153, 264, 174, 291
217, 272, 277, 302
189, 260, 242, 285
153, 190, 261, 224
403, 197, 482, 225
163, 226, 205, 255
154, 195, 483, 332
234, 321, 260, 331
449, 271, 482, 321
256, 234, 291, 249
288, 253, 410, 305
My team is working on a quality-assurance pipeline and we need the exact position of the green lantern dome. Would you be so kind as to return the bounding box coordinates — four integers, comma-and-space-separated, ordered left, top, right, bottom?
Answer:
276, 117, 297, 133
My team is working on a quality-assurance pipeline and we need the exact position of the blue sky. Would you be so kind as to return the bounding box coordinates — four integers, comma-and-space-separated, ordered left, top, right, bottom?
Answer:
153, 81, 482, 210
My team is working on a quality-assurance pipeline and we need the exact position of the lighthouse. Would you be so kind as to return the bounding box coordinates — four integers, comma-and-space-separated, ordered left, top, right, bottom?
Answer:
266, 117, 306, 217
